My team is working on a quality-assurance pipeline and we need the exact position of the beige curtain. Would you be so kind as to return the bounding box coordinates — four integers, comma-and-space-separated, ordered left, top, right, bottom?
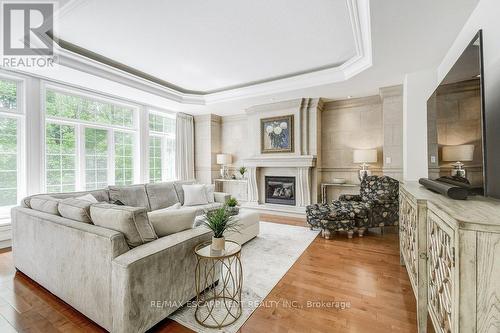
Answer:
175, 113, 195, 180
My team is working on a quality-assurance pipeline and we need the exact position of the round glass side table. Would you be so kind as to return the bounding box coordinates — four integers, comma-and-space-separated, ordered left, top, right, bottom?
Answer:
194, 240, 243, 328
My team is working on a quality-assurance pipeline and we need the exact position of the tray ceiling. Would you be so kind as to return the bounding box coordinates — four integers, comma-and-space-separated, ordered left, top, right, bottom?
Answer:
56, 0, 361, 94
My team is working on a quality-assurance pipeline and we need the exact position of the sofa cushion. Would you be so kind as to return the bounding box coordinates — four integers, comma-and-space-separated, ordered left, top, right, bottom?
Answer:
173, 180, 196, 205
108, 184, 151, 211
145, 181, 179, 211
90, 203, 157, 248
58, 198, 93, 223
147, 206, 196, 237
30, 196, 62, 215
22, 189, 109, 208
183, 184, 209, 206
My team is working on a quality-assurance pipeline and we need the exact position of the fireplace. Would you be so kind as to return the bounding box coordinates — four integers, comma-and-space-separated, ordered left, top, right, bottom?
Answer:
265, 176, 296, 206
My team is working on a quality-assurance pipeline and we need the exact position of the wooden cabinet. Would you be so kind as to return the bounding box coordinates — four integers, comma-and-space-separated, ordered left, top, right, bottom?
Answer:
400, 182, 500, 333
399, 187, 429, 333
427, 211, 456, 333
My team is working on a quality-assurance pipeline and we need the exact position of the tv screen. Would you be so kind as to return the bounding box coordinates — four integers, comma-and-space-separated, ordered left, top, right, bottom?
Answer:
427, 31, 486, 194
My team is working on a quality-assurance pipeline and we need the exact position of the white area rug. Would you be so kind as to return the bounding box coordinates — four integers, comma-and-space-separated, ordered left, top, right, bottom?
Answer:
169, 221, 319, 333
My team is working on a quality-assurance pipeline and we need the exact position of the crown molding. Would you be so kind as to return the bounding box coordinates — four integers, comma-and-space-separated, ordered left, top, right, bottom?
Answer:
323, 94, 381, 110
51, 0, 372, 106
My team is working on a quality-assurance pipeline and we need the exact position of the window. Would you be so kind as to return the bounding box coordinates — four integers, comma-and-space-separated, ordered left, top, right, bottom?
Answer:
0, 77, 23, 224
45, 123, 76, 193
149, 136, 162, 183
0, 79, 17, 110
148, 112, 175, 182
45, 87, 138, 192
114, 131, 134, 186
85, 128, 108, 190
0, 117, 18, 206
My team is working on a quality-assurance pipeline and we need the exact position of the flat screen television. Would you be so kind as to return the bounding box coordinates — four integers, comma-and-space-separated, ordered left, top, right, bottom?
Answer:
427, 30, 488, 196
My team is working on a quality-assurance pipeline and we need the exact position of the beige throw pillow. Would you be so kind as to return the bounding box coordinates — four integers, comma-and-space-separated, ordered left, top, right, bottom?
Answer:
75, 194, 98, 203
182, 184, 209, 206
148, 207, 196, 237
58, 198, 93, 223
90, 203, 158, 248
30, 196, 61, 215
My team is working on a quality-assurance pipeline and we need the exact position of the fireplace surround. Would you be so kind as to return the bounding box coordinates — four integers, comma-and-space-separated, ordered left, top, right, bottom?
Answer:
265, 176, 296, 206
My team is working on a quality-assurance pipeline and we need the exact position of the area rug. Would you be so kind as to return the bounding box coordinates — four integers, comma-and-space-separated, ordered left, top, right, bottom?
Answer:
168, 221, 320, 333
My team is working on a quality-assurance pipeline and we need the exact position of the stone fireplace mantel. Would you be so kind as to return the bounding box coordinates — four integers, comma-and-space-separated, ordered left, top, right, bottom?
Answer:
242, 155, 316, 168
242, 155, 317, 214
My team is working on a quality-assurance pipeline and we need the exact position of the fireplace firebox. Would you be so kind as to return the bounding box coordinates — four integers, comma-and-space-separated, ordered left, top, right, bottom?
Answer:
265, 176, 296, 206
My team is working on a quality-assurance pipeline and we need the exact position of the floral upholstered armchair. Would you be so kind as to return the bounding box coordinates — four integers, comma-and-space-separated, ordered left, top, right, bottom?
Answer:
338, 175, 400, 228
306, 176, 399, 238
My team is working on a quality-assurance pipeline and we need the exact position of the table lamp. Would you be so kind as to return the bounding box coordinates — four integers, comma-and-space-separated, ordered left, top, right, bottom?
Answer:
353, 149, 377, 181
442, 145, 474, 178
216, 154, 232, 179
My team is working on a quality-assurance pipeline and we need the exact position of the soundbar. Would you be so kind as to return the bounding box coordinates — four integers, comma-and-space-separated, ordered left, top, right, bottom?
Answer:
418, 178, 469, 200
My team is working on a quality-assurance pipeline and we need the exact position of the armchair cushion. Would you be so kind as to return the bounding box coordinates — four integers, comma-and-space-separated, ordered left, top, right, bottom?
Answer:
359, 176, 399, 204
338, 194, 362, 202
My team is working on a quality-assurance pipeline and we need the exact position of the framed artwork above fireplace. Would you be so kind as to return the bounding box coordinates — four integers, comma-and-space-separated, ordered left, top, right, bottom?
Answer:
260, 115, 294, 153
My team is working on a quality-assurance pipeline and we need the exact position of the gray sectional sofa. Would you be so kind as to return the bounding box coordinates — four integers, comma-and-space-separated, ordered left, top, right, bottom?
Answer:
11, 180, 232, 333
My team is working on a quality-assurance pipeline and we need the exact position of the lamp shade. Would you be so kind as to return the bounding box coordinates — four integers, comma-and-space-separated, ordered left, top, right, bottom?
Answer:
442, 145, 474, 162
353, 149, 377, 164
216, 153, 232, 165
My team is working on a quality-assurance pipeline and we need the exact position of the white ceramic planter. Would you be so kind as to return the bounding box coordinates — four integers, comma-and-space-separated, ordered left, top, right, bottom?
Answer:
211, 236, 225, 251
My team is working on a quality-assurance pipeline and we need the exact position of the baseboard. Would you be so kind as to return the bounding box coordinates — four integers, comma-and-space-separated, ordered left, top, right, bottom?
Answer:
0, 224, 12, 249
0, 239, 11, 249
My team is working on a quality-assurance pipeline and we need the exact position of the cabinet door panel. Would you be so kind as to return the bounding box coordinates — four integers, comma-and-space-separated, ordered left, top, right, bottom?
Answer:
427, 211, 456, 333
399, 191, 418, 294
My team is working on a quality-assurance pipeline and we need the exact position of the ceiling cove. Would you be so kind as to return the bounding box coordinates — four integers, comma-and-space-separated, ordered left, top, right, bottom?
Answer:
53, 0, 372, 105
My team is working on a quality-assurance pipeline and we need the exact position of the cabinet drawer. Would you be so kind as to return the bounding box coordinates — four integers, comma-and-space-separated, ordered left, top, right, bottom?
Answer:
427, 211, 456, 333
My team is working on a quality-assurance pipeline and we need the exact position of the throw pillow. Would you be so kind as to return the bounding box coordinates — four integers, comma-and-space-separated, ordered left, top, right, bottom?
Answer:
58, 198, 93, 223
75, 193, 98, 203
205, 184, 215, 203
90, 203, 158, 248
147, 207, 196, 237
30, 196, 61, 215
183, 184, 209, 206
165, 202, 182, 210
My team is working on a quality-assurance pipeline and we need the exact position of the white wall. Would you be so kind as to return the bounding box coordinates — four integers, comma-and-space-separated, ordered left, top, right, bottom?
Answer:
403, 70, 436, 181
403, 0, 500, 184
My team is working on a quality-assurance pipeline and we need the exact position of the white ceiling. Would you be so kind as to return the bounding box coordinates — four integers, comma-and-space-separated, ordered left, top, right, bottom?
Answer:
186, 0, 480, 115
46, 0, 480, 115
56, 0, 357, 93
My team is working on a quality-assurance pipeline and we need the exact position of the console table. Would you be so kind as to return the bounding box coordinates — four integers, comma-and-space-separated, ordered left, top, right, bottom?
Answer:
399, 182, 500, 333
320, 183, 359, 204
214, 179, 248, 202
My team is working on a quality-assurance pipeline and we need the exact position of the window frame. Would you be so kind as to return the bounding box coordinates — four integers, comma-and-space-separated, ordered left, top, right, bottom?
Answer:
0, 74, 25, 225
148, 109, 176, 182
42, 83, 141, 192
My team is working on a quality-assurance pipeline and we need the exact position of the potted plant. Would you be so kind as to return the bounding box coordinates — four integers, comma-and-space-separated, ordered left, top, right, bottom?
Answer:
200, 207, 239, 251
225, 197, 239, 216
238, 166, 247, 179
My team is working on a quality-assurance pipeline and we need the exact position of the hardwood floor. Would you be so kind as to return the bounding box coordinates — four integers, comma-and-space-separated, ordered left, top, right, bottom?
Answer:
0, 215, 428, 332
